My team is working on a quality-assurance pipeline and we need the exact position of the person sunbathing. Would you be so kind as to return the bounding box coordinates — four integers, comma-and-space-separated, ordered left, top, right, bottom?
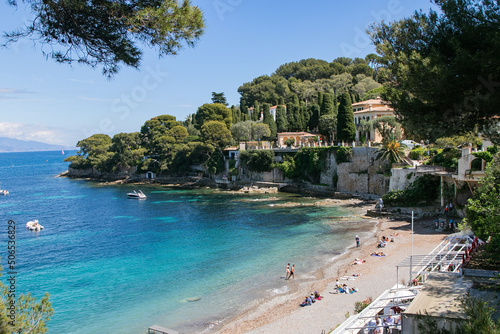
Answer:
300, 296, 312, 307
371, 252, 386, 256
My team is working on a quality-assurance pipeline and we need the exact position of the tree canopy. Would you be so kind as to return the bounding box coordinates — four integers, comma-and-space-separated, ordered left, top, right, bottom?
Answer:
369, 0, 500, 140
3, 0, 205, 76
195, 103, 232, 130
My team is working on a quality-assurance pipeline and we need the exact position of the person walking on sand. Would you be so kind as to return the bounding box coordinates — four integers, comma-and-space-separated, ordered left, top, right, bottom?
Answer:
290, 264, 295, 279
356, 235, 360, 247
285, 263, 290, 279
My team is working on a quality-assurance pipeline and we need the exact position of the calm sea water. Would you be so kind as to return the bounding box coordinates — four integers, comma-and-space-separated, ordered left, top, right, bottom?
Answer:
0, 151, 373, 333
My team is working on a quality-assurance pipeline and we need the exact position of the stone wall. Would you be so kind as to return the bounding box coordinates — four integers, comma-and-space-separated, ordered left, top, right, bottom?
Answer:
237, 147, 390, 196
390, 168, 418, 192
239, 167, 284, 183
335, 147, 389, 196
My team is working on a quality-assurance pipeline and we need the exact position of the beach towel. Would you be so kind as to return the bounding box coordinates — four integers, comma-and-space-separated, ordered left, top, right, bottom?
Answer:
371, 254, 386, 257
340, 276, 357, 280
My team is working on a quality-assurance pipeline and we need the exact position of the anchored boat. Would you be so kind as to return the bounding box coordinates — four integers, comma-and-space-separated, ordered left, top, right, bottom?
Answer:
127, 190, 147, 199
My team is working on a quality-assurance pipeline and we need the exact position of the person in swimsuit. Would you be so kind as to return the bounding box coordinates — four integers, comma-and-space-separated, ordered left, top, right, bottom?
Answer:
290, 264, 295, 279
286, 263, 290, 279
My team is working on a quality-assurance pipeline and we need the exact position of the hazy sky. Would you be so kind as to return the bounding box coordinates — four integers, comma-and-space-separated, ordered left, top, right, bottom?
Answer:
0, 0, 437, 146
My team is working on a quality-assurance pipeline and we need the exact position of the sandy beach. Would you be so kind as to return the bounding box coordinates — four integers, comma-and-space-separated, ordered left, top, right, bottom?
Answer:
215, 202, 448, 334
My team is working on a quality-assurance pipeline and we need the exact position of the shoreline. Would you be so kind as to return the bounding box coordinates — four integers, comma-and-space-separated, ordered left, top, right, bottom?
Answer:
60, 173, 447, 333
212, 213, 447, 334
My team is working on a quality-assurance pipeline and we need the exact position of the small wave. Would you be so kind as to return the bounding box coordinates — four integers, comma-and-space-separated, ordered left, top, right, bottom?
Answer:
271, 285, 290, 295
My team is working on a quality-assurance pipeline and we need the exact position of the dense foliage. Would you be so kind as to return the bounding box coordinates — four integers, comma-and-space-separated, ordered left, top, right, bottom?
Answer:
3, 0, 204, 75
234, 56, 383, 134
66, 114, 224, 176
464, 153, 500, 253
382, 175, 440, 207
369, 0, 500, 141
274, 147, 352, 183
239, 150, 275, 172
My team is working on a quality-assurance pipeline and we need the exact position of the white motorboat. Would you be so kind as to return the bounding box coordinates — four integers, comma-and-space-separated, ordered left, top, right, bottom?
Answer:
127, 190, 147, 199
0, 182, 8, 195
26, 220, 44, 231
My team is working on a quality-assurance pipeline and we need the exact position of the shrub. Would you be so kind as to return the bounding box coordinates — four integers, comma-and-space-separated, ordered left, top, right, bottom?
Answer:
432, 147, 461, 168
239, 150, 275, 172
382, 175, 440, 207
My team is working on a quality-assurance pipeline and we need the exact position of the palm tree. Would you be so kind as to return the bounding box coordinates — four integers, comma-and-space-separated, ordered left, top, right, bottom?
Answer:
358, 119, 373, 144
376, 134, 406, 166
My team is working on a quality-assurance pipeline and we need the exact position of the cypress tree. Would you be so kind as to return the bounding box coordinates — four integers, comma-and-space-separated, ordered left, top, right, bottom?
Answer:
252, 101, 260, 121
276, 105, 288, 132
286, 103, 297, 131
317, 91, 323, 108
308, 104, 320, 130
231, 105, 237, 123
321, 93, 335, 116
333, 90, 338, 114
337, 92, 356, 143
300, 102, 308, 131
262, 103, 277, 139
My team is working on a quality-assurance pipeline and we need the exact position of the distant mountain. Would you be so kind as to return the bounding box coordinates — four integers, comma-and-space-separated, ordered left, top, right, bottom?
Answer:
0, 137, 75, 153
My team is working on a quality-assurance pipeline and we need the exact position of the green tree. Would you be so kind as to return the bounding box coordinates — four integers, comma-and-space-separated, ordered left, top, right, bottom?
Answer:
200, 121, 232, 149
358, 119, 373, 144
65, 134, 112, 171
195, 103, 232, 129
372, 116, 402, 142
231, 121, 254, 142
321, 93, 335, 116
262, 106, 277, 139
0, 264, 54, 333
251, 123, 271, 147
369, 0, 500, 140
110, 132, 145, 169
211, 92, 228, 106
336, 92, 356, 143
275, 105, 288, 132
318, 114, 337, 143
140, 115, 182, 155
4, 0, 204, 76
308, 104, 320, 131
463, 152, 500, 251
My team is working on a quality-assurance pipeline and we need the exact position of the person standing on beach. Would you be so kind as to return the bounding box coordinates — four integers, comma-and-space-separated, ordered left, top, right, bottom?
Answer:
285, 263, 290, 279
356, 235, 360, 247
290, 264, 295, 279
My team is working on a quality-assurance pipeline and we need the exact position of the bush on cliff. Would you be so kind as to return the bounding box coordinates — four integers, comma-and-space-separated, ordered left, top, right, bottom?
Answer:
239, 150, 275, 172
382, 174, 440, 207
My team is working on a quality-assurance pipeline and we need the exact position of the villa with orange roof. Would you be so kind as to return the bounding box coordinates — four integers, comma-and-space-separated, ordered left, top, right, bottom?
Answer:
353, 97, 395, 143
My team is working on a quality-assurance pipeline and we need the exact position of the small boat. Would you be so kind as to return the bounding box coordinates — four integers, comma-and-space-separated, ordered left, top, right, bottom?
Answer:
0, 182, 8, 195
61, 150, 65, 155
26, 220, 44, 231
127, 190, 147, 199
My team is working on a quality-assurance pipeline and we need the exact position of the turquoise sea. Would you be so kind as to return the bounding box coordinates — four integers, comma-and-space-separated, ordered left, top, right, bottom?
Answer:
0, 151, 374, 333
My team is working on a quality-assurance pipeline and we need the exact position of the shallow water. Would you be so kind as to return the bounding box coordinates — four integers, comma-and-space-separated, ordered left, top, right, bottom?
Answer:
0, 151, 374, 333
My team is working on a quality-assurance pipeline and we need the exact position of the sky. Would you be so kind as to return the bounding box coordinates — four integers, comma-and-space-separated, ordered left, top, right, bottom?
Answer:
0, 0, 439, 147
